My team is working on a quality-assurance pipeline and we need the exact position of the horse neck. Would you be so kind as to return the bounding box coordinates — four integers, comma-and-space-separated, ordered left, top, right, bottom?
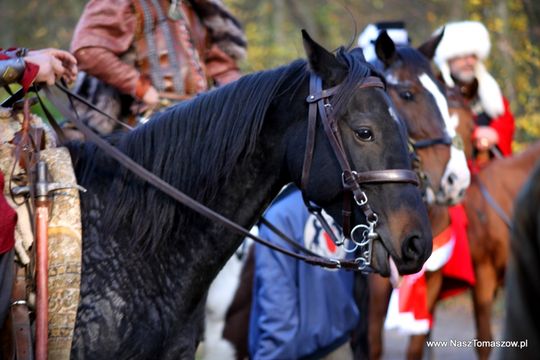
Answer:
175, 103, 302, 286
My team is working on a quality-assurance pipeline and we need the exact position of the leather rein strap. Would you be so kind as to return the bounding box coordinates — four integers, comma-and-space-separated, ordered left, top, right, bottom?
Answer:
47, 83, 369, 271
301, 74, 419, 264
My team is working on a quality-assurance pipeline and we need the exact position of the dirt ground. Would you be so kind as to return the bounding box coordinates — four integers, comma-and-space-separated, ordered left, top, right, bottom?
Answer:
382, 289, 505, 360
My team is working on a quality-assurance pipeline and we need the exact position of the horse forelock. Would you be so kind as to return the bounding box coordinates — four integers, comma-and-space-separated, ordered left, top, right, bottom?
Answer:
331, 48, 382, 114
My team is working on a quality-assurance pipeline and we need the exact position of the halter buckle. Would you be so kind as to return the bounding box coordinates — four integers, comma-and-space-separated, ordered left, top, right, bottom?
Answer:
354, 191, 368, 206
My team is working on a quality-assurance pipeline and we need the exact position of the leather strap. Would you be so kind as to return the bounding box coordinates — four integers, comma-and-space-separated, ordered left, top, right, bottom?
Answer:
10, 264, 33, 360
475, 175, 512, 228
410, 135, 452, 149
351, 169, 420, 185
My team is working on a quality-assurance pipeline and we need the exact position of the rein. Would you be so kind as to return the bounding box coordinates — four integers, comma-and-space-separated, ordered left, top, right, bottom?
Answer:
45, 72, 418, 272
43, 81, 381, 271
300, 74, 419, 270
475, 175, 512, 228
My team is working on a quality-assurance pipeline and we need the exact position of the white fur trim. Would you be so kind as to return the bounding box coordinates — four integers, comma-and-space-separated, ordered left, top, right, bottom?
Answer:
434, 21, 491, 66
424, 234, 455, 271
438, 60, 455, 87
475, 62, 505, 118
384, 289, 430, 335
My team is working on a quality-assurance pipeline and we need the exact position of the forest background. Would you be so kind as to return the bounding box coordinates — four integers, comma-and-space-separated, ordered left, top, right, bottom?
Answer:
1, 0, 539, 147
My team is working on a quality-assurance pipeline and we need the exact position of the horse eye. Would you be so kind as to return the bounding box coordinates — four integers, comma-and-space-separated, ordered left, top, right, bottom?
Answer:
354, 128, 374, 141
399, 90, 414, 101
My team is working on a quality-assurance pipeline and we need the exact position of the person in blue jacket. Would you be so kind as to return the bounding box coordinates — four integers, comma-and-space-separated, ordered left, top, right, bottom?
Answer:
248, 185, 359, 360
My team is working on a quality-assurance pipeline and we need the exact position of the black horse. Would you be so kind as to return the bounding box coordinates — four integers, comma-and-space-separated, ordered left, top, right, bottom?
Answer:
67, 31, 432, 359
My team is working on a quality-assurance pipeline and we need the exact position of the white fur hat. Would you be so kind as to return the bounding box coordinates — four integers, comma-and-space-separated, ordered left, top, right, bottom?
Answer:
358, 21, 410, 63
433, 21, 504, 118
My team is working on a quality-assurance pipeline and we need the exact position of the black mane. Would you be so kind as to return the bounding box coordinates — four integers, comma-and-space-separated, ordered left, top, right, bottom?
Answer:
73, 50, 378, 253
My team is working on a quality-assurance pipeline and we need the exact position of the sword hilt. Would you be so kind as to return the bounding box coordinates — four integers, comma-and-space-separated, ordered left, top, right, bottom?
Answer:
11, 161, 86, 199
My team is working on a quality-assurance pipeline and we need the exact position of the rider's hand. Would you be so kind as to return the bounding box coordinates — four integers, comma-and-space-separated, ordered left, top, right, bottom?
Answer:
24, 48, 78, 85
142, 86, 160, 107
473, 126, 499, 151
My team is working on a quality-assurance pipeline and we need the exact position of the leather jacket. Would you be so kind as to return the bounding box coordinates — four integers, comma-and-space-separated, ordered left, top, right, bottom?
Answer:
71, 0, 243, 101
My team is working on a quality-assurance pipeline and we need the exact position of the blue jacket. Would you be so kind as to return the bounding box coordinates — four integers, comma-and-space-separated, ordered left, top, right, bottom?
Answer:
248, 187, 359, 360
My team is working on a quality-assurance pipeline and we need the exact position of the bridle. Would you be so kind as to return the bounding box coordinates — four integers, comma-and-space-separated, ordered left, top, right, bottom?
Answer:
408, 134, 452, 204
384, 78, 453, 204
300, 73, 419, 270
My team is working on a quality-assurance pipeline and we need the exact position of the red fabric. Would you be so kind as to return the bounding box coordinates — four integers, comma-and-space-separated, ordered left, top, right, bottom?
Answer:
0, 172, 17, 254
486, 96, 515, 156
440, 204, 476, 299
398, 269, 431, 327
386, 206, 476, 333
387, 227, 455, 333
19, 61, 39, 93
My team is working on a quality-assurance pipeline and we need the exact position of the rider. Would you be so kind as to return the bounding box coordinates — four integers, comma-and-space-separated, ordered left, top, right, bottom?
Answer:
0, 47, 77, 327
249, 185, 359, 360
433, 20, 515, 170
68, 0, 246, 138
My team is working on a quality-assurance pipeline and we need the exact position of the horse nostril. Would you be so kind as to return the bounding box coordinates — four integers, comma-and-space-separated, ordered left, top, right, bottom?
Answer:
401, 235, 424, 263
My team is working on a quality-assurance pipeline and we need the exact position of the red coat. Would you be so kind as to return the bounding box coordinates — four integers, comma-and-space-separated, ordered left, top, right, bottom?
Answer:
489, 96, 515, 156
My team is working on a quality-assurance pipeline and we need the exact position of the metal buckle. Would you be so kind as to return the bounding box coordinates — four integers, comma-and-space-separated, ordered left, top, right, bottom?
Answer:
354, 191, 368, 206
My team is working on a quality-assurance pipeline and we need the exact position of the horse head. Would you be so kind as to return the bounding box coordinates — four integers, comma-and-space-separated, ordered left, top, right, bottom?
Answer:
375, 30, 470, 206
284, 31, 432, 276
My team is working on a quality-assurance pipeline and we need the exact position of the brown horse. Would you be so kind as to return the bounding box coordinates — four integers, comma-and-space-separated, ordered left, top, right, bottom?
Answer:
392, 139, 540, 360
464, 140, 540, 360
499, 157, 540, 359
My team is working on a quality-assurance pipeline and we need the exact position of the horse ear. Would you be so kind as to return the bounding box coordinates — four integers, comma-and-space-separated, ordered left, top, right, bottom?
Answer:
375, 31, 398, 67
302, 29, 347, 84
418, 28, 445, 60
